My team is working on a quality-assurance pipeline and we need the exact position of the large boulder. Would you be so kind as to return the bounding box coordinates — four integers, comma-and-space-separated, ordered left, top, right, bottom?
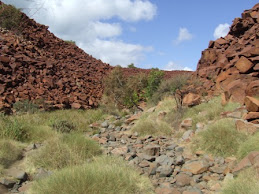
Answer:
182, 93, 201, 107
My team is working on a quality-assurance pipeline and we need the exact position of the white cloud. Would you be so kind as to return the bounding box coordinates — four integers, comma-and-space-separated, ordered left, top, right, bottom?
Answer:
163, 61, 193, 71
3, 0, 156, 66
213, 23, 230, 39
175, 27, 193, 44
82, 39, 153, 66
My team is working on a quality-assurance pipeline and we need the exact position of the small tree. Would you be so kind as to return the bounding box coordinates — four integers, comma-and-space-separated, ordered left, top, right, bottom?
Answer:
127, 63, 136, 68
0, 4, 22, 32
145, 68, 164, 99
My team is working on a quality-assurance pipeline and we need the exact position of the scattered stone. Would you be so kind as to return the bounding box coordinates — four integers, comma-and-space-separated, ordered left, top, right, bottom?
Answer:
175, 173, 192, 187
144, 145, 160, 156
0, 178, 16, 188
156, 165, 173, 177
182, 160, 210, 175
235, 119, 259, 134
180, 118, 193, 129
156, 155, 174, 166
101, 121, 109, 128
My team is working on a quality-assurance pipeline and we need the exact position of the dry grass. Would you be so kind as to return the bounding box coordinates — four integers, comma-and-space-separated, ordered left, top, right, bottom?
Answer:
237, 132, 259, 160
29, 156, 154, 194
192, 118, 247, 157
221, 168, 259, 194
27, 133, 102, 170
0, 139, 23, 168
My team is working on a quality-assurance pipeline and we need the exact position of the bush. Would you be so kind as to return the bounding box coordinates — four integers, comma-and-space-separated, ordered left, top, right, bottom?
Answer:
128, 63, 137, 68
149, 73, 189, 106
0, 139, 23, 168
104, 67, 148, 109
132, 118, 172, 136
0, 115, 30, 141
237, 132, 259, 160
64, 40, 76, 45
222, 168, 259, 194
193, 119, 246, 157
29, 156, 154, 194
28, 133, 102, 170
0, 4, 22, 31
13, 100, 39, 114
145, 69, 164, 99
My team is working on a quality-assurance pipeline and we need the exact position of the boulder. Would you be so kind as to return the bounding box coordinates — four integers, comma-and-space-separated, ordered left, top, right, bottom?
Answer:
182, 93, 201, 107
245, 96, 259, 112
235, 56, 254, 73
181, 160, 209, 174
233, 151, 259, 173
235, 119, 259, 134
175, 173, 192, 186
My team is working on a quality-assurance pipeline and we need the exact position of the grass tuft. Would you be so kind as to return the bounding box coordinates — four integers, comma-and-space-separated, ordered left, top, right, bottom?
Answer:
0, 139, 23, 168
29, 156, 154, 194
192, 118, 247, 157
221, 168, 259, 194
237, 132, 259, 160
27, 133, 102, 170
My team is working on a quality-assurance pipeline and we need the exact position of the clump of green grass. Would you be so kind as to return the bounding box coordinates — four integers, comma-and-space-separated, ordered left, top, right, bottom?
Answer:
29, 156, 154, 194
193, 118, 247, 157
28, 133, 102, 170
132, 118, 172, 136
0, 115, 30, 141
183, 96, 240, 129
13, 100, 39, 114
222, 168, 259, 194
237, 132, 259, 160
50, 119, 76, 133
0, 139, 23, 168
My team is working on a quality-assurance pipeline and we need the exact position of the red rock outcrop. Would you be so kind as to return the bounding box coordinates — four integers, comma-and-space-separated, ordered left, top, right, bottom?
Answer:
0, 2, 111, 110
195, 3, 259, 104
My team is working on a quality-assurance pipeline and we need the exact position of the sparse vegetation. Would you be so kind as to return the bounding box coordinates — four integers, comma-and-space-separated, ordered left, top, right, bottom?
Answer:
145, 68, 164, 99
28, 133, 102, 170
128, 63, 137, 68
13, 100, 39, 114
237, 132, 259, 160
29, 156, 154, 194
221, 168, 259, 194
50, 119, 76, 133
183, 96, 240, 129
0, 4, 22, 31
193, 118, 247, 157
64, 40, 76, 45
148, 73, 190, 106
0, 139, 23, 168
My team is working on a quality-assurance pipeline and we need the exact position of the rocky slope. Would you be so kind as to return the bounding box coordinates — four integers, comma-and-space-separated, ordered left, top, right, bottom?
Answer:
195, 3, 259, 104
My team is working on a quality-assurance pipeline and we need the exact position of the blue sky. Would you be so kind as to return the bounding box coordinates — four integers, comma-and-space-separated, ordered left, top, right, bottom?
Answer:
3, 0, 259, 70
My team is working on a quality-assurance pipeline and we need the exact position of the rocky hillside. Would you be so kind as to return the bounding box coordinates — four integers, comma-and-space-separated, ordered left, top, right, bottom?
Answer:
0, 2, 112, 110
195, 3, 259, 104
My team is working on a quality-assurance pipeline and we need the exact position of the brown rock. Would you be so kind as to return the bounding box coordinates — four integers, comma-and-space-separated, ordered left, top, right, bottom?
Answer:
235, 56, 254, 73
246, 81, 259, 97
245, 112, 259, 121
0, 56, 10, 63
180, 118, 193, 129
111, 146, 128, 156
144, 145, 160, 156
155, 187, 181, 194
181, 160, 209, 174
175, 173, 192, 186
235, 119, 259, 134
183, 93, 201, 107
233, 151, 259, 173
71, 102, 81, 109
244, 96, 259, 112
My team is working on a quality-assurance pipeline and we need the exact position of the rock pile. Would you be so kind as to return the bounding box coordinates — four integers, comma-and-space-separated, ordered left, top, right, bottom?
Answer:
91, 116, 240, 194
195, 3, 259, 104
0, 2, 111, 110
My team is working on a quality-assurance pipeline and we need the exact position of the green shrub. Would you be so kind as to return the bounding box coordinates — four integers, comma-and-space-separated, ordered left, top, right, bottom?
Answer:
128, 63, 137, 68
237, 132, 259, 160
13, 100, 39, 114
29, 156, 154, 194
0, 4, 22, 31
221, 168, 259, 194
149, 73, 190, 106
28, 133, 102, 170
0, 115, 30, 141
0, 139, 23, 168
145, 69, 164, 99
104, 67, 148, 108
64, 40, 76, 45
193, 119, 246, 157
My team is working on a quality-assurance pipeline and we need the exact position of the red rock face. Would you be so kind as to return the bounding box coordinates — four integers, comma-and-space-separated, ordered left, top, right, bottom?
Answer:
196, 3, 259, 104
